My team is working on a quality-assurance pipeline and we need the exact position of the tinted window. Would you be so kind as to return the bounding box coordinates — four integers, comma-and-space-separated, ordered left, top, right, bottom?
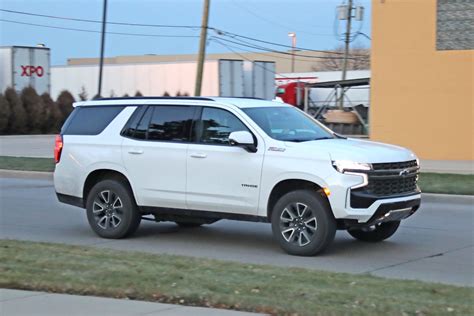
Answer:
121, 106, 146, 138
63, 106, 125, 135
133, 106, 153, 140
147, 106, 195, 142
200, 107, 249, 145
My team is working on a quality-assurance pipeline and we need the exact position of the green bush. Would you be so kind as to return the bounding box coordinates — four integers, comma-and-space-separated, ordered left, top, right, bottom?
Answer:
41, 93, 63, 133
57, 90, 75, 121
21, 87, 46, 134
0, 94, 11, 134
4, 88, 27, 134
1, 87, 77, 135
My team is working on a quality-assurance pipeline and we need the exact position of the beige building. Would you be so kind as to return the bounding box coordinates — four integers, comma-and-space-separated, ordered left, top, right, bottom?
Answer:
370, 0, 473, 164
67, 50, 329, 73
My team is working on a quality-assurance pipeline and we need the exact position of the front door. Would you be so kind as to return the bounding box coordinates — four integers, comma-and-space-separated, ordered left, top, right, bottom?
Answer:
186, 107, 264, 215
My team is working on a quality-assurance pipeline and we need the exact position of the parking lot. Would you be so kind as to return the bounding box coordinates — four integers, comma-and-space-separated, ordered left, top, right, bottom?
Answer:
1, 171, 472, 287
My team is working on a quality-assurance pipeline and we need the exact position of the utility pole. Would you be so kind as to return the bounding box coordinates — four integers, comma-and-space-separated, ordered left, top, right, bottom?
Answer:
194, 0, 210, 96
339, 0, 352, 109
97, 0, 108, 98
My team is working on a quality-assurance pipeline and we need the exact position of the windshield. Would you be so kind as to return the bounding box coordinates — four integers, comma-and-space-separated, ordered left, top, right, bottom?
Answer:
243, 106, 334, 142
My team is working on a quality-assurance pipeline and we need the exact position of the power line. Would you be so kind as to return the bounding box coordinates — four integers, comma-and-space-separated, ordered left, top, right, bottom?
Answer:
211, 36, 366, 60
209, 38, 330, 64
212, 29, 368, 57
0, 8, 201, 29
0, 19, 200, 38
211, 38, 291, 79
0, 8, 368, 57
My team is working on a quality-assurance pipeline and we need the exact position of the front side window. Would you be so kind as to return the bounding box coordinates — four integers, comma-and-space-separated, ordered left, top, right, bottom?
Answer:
147, 106, 195, 142
243, 106, 333, 142
199, 107, 250, 145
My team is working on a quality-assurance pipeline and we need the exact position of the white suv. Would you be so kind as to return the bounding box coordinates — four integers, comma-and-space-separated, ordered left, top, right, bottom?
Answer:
54, 97, 421, 256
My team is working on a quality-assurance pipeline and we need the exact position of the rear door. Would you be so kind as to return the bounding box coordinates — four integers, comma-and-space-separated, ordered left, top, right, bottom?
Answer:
186, 106, 265, 215
121, 105, 197, 208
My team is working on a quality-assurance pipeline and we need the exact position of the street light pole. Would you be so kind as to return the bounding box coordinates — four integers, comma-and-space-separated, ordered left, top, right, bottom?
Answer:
288, 32, 296, 72
97, 0, 108, 98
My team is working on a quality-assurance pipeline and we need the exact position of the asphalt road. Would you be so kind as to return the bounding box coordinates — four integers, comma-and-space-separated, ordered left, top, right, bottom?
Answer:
1, 172, 473, 287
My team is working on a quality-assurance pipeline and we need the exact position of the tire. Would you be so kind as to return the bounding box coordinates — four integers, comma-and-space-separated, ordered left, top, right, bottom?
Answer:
271, 190, 336, 256
347, 221, 400, 242
86, 179, 141, 239
175, 221, 203, 228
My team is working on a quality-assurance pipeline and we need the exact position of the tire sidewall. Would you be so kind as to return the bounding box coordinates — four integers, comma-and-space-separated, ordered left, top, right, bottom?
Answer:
271, 190, 336, 256
348, 221, 400, 242
86, 179, 140, 239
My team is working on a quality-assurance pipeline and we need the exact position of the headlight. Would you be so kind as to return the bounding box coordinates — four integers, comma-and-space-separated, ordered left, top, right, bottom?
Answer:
332, 160, 372, 173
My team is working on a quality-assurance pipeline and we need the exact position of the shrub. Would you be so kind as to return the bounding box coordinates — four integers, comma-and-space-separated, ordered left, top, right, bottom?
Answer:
4, 88, 27, 134
135, 91, 143, 97
21, 87, 46, 134
57, 90, 75, 121
41, 93, 63, 133
0, 94, 11, 134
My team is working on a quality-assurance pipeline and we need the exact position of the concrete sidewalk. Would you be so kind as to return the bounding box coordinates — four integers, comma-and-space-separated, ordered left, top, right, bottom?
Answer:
0, 289, 264, 316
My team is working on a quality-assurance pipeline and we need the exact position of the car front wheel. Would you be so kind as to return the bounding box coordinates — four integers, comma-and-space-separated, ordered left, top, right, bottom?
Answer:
271, 190, 336, 256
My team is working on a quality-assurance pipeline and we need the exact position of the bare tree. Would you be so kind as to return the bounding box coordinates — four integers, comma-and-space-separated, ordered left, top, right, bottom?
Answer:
312, 45, 370, 71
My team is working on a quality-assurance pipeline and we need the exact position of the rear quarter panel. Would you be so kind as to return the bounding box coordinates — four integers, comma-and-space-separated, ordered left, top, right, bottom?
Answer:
54, 106, 136, 198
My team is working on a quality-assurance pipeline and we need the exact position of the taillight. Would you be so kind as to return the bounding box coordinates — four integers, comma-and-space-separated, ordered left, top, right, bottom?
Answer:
54, 134, 63, 163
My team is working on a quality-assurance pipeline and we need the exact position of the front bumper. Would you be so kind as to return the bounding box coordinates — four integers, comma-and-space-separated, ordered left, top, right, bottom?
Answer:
326, 171, 421, 223
342, 197, 420, 228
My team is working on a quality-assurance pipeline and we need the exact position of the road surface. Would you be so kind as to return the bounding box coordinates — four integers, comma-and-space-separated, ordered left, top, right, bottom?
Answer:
1, 172, 473, 286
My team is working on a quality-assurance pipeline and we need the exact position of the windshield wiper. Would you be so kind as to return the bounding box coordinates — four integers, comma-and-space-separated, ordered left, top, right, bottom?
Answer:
302, 137, 333, 142
284, 137, 333, 142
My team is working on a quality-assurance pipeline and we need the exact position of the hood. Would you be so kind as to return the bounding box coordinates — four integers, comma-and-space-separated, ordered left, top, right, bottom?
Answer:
285, 138, 417, 163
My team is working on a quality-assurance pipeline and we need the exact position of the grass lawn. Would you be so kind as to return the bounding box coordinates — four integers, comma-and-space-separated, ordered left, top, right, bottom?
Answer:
0, 156, 472, 195
0, 156, 55, 172
418, 173, 474, 195
0, 240, 472, 316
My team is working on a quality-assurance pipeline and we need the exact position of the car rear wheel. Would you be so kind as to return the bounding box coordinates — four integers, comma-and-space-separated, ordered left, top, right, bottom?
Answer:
86, 179, 141, 239
347, 221, 400, 242
271, 190, 336, 256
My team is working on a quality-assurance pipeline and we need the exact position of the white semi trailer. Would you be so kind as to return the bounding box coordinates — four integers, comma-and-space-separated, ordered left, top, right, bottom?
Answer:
0, 46, 51, 94
51, 59, 275, 100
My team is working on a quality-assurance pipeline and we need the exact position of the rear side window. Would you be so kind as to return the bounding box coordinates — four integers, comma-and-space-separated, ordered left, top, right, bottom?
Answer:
148, 106, 195, 141
63, 106, 125, 135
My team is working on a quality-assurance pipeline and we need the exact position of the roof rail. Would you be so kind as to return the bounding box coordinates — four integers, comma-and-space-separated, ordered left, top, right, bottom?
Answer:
95, 96, 215, 101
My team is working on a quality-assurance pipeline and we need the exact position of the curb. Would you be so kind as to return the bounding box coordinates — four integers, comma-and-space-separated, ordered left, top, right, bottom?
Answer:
421, 193, 473, 205
0, 169, 53, 179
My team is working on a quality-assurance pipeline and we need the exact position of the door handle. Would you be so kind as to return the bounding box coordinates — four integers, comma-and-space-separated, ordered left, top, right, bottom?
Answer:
190, 153, 207, 158
128, 148, 144, 155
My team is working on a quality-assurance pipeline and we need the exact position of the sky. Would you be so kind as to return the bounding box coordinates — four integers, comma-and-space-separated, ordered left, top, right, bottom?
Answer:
0, 0, 371, 66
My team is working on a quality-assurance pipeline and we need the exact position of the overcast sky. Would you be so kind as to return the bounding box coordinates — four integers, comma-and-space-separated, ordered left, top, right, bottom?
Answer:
0, 0, 371, 65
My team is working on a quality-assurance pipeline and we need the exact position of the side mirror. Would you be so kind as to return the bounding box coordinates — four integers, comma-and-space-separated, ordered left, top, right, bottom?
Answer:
229, 131, 257, 153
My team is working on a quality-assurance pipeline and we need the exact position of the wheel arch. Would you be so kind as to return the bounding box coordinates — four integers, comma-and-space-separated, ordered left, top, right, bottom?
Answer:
83, 169, 136, 207
266, 178, 329, 220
